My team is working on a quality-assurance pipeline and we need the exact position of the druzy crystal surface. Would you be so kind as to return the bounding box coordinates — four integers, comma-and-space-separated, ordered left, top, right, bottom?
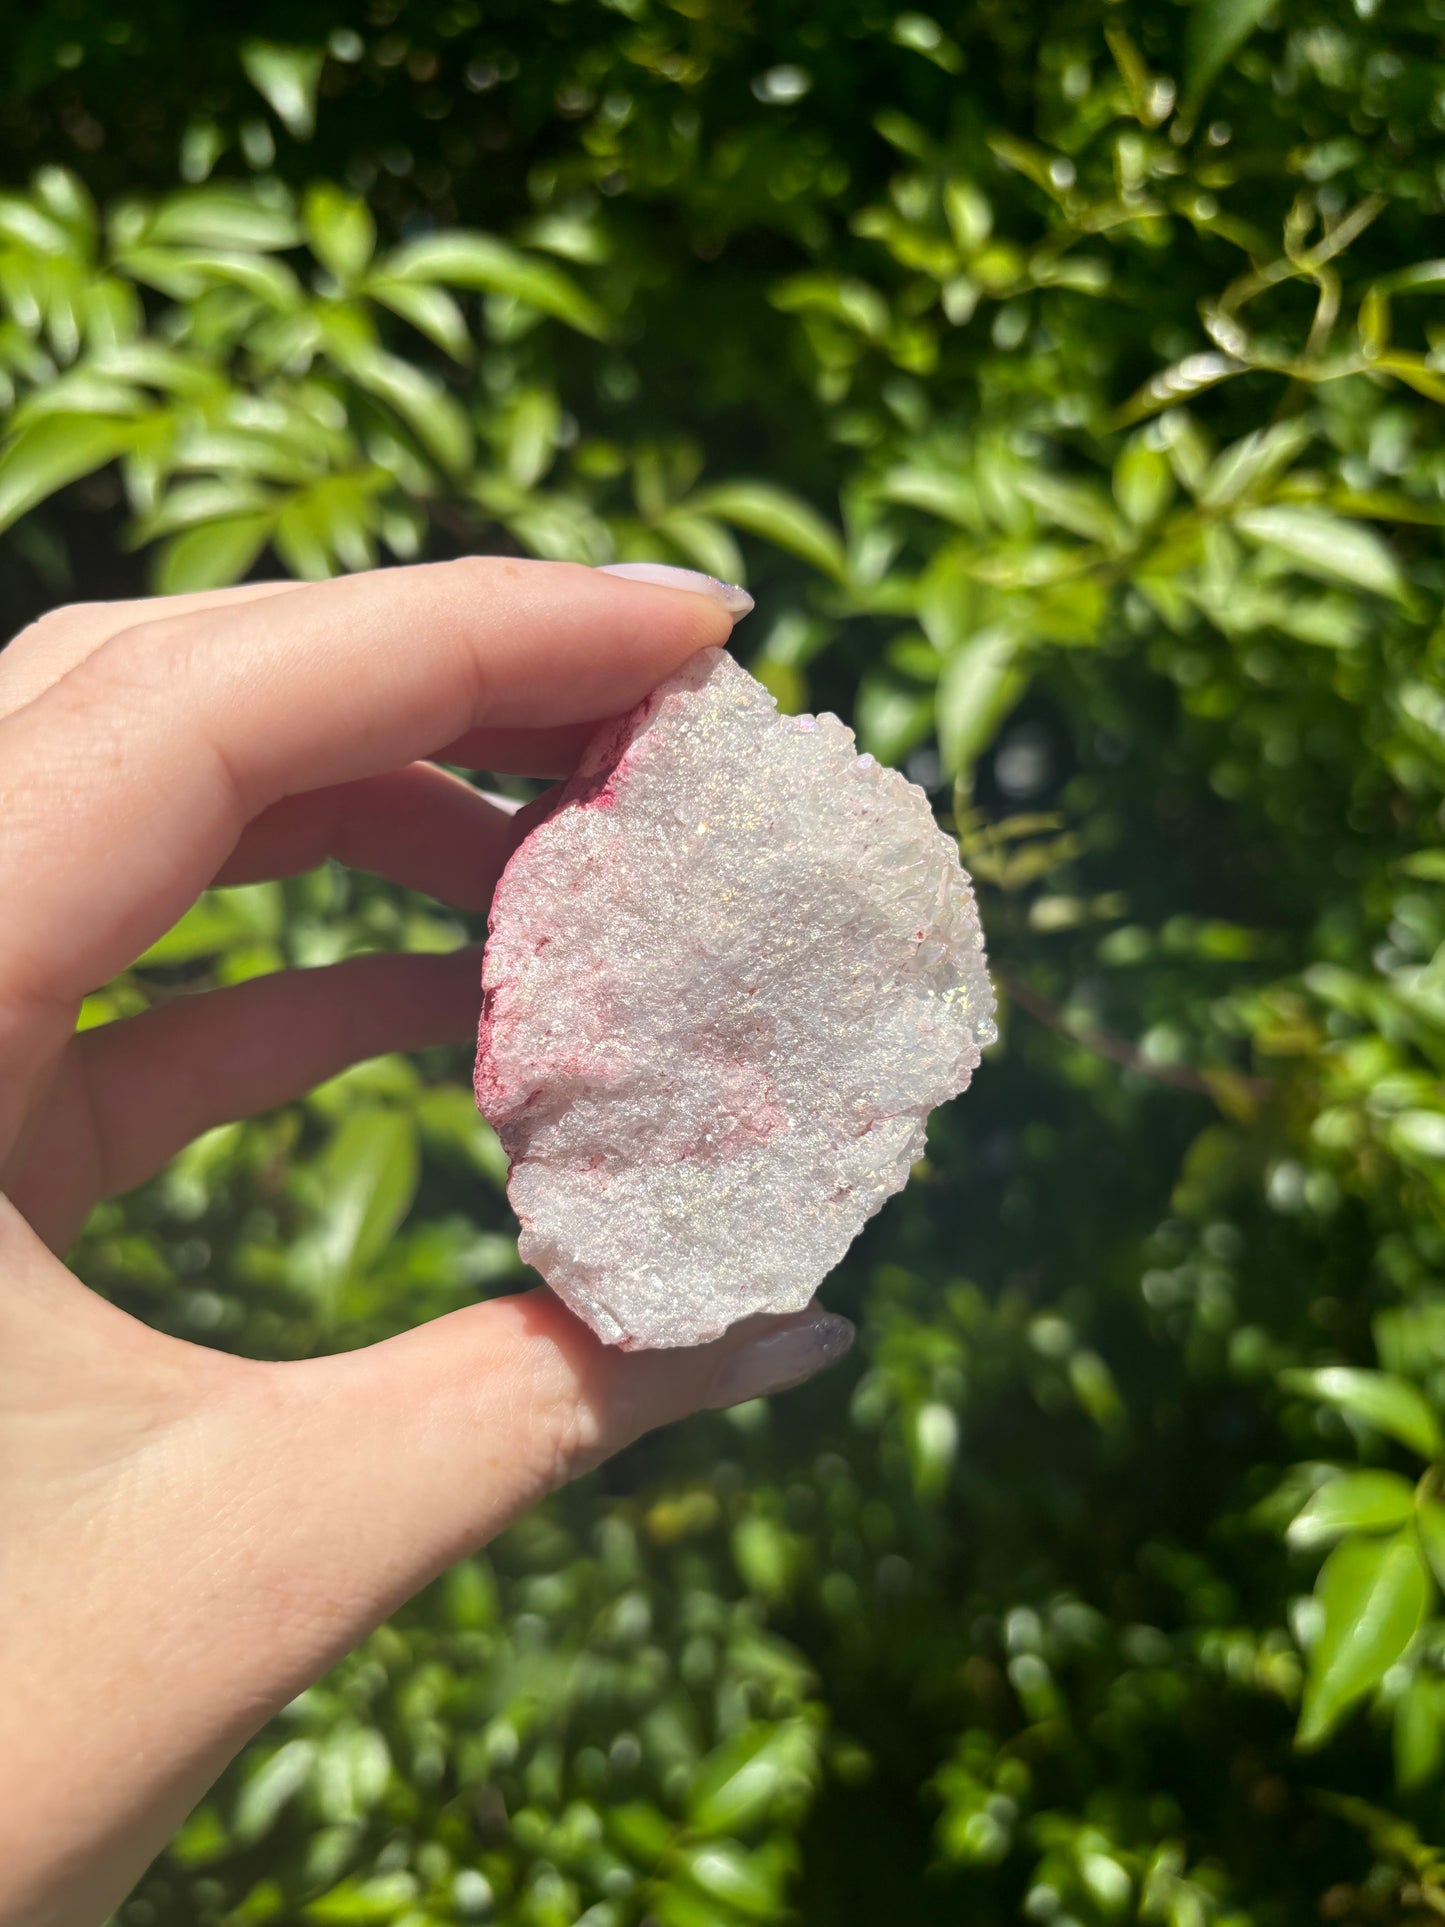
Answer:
474, 647, 996, 1349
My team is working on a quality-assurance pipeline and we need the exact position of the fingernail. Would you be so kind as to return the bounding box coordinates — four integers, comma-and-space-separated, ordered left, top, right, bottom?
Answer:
597, 561, 754, 620
707, 1311, 855, 1409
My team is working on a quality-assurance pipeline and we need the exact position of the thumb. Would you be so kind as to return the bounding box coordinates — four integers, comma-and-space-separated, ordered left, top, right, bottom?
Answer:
258, 1289, 854, 1653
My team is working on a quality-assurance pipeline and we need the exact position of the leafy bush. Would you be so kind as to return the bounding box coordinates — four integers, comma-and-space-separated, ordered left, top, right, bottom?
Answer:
6, 2, 1445, 1921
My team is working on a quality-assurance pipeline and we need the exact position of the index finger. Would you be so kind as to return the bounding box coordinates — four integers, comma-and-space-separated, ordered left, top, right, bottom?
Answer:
0, 558, 735, 1105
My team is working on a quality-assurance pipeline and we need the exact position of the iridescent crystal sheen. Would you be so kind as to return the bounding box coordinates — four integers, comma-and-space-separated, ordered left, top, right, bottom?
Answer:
475, 648, 996, 1349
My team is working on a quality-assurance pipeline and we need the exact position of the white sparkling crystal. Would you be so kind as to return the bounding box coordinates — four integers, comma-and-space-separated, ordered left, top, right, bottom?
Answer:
475, 647, 995, 1349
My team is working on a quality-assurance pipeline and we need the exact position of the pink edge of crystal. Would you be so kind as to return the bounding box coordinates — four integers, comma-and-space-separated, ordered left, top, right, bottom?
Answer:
471, 667, 694, 1259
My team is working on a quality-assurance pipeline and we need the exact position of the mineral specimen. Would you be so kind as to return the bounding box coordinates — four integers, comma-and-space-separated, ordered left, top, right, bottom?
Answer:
474, 647, 996, 1349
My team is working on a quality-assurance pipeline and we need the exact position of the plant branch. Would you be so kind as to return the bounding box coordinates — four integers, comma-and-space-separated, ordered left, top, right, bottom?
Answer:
1000, 970, 1271, 1103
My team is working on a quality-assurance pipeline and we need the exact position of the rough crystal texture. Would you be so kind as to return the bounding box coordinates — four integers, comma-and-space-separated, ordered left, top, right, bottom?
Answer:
474, 647, 996, 1349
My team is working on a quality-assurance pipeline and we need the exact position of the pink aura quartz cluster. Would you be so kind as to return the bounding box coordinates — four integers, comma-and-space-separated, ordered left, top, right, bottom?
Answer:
474, 647, 996, 1349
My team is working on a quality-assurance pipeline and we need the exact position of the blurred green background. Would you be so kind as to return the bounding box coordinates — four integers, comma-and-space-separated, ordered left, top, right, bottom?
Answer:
5, 2, 1445, 1922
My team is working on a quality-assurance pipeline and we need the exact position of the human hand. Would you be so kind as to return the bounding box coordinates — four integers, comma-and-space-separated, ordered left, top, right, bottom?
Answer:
0, 560, 855, 1927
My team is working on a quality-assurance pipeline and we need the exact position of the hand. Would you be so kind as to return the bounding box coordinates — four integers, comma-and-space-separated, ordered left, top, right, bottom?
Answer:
0, 559, 854, 1927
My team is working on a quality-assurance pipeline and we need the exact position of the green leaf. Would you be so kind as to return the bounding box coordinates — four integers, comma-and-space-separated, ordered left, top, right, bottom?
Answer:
366, 277, 470, 361
303, 184, 376, 284
1235, 506, 1406, 602
337, 344, 472, 473
1112, 439, 1174, 528
135, 884, 282, 966
936, 627, 1026, 782
1283, 1368, 1443, 1460
1297, 1531, 1430, 1749
1287, 1472, 1417, 1549
496, 385, 562, 491
731, 1514, 799, 1601
1017, 473, 1122, 546
135, 478, 275, 541
1198, 417, 1315, 509
159, 249, 303, 308
234, 1740, 315, 1845
678, 1841, 781, 1919
693, 482, 847, 580
312, 1110, 420, 1282
1415, 1497, 1445, 1592
0, 414, 132, 533
0, 195, 72, 255
688, 1723, 810, 1836
1184, 0, 1275, 111
11, 371, 148, 426
378, 231, 609, 338
139, 187, 300, 251
241, 41, 325, 140
1113, 353, 1243, 428
1395, 1674, 1445, 1791
154, 513, 273, 594
855, 670, 934, 764
655, 509, 747, 588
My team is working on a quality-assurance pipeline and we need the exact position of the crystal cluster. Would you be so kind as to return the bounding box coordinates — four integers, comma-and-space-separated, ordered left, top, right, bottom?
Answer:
474, 647, 996, 1349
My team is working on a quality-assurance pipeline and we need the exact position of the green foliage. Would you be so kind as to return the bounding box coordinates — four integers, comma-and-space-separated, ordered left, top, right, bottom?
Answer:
7, 0, 1445, 1920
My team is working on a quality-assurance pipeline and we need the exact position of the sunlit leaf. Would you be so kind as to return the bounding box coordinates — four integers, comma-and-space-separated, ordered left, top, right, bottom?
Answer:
693, 482, 846, 580
1297, 1531, 1429, 1749
379, 231, 609, 338
1236, 506, 1406, 602
1113, 353, 1245, 428
855, 670, 934, 763
654, 509, 746, 587
1283, 1368, 1443, 1460
0, 414, 132, 533
1112, 439, 1174, 528
366, 277, 471, 360
1198, 417, 1314, 509
936, 626, 1026, 781
304, 183, 376, 284
138, 186, 300, 251
1415, 1498, 1445, 1592
1017, 472, 1122, 546
234, 1741, 314, 1845
241, 41, 325, 140
678, 1841, 781, 1918
336, 343, 473, 473
1395, 1674, 1445, 1791
311, 1110, 420, 1283
1287, 1472, 1417, 1550
689, 1722, 814, 1836
154, 512, 273, 593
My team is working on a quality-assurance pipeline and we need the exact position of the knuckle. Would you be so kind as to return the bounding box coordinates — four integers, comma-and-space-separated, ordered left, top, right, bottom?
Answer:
528, 1377, 610, 1490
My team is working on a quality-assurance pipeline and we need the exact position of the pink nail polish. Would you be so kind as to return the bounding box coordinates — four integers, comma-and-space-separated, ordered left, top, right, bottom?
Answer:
597, 561, 754, 620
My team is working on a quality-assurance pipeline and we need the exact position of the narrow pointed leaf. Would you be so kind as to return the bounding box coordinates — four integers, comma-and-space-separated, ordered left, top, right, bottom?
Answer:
937, 627, 1026, 781
1283, 1368, 1443, 1459
1236, 507, 1406, 602
693, 482, 846, 580
241, 41, 324, 140
0, 415, 132, 532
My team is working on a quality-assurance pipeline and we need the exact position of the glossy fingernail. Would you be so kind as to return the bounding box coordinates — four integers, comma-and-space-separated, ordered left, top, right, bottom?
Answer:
707, 1311, 855, 1409
597, 561, 754, 620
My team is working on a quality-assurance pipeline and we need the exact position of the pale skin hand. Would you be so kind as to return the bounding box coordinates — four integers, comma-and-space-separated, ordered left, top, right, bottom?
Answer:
0, 560, 853, 1927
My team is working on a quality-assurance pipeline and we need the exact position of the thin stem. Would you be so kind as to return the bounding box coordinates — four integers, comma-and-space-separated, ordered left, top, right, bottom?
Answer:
1000, 969, 1271, 1104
